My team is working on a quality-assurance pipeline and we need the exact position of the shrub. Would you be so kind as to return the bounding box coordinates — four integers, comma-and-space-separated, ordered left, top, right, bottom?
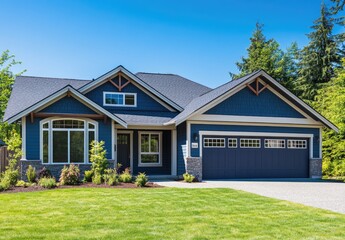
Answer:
103, 168, 119, 186
183, 173, 195, 183
119, 168, 132, 183
135, 172, 148, 187
26, 165, 36, 183
90, 141, 108, 176
15, 180, 29, 188
92, 173, 103, 185
38, 177, 56, 189
38, 167, 52, 179
0, 176, 11, 191
83, 170, 93, 182
59, 164, 80, 185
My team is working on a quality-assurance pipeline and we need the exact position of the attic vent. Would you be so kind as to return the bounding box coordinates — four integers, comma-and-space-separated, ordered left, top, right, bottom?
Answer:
246, 78, 268, 96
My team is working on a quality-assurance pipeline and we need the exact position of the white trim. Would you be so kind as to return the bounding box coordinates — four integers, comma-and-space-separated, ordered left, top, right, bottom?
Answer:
116, 124, 175, 130
21, 117, 26, 160
6, 86, 128, 128
198, 131, 314, 158
103, 92, 137, 107
116, 131, 133, 169
186, 121, 191, 157
171, 129, 177, 176
203, 138, 226, 148
138, 131, 162, 167
264, 139, 285, 149
117, 130, 133, 170
239, 138, 261, 148
39, 117, 98, 164
228, 138, 237, 148
190, 114, 321, 125
287, 139, 307, 149
79, 66, 182, 111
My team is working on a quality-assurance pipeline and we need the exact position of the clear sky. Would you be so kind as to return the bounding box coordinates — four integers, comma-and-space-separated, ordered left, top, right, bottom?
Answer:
0, 0, 335, 88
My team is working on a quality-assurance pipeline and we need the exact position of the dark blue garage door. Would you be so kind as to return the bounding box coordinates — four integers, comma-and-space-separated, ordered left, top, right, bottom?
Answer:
202, 136, 309, 179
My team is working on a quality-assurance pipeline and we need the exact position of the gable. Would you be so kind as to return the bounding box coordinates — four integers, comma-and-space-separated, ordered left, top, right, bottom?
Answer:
38, 96, 98, 114
204, 85, 305, 118
85, 75, 173, 113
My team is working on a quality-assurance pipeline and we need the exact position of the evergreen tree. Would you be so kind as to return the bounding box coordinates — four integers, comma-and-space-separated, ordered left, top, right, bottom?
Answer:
295, 4, 342, 101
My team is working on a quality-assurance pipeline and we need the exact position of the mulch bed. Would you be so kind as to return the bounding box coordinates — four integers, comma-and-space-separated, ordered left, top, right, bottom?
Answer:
0, 182, 162, 194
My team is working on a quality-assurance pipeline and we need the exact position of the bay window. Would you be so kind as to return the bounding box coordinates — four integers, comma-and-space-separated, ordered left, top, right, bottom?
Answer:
41, 119, 97, 164
139, 132, 162, 166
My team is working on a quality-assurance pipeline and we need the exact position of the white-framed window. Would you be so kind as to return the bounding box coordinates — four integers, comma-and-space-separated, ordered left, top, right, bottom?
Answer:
139, 132, 162, 166
240, 138, 261, 148
203, 138, 225, 148
264, 139, 285, 148
287, 140, 307, 149
228, 138, 237, 148
41, 118, 97, 164
103, 92, 137, 107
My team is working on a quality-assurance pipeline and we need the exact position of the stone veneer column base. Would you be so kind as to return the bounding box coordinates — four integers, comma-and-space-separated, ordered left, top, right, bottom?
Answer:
309, 158, 322, 179
184, 157, 202, 181
20, 159, 115, 181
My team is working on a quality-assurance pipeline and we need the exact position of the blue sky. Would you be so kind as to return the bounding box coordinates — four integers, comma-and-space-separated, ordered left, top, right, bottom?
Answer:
0, 0, 335, 88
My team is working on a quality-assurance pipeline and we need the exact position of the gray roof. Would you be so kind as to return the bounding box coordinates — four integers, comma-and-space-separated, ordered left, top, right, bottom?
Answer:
136, 73, 211, 108
3, 76, 90, 122
169, 70, 261, 124
114, 113, 172, 126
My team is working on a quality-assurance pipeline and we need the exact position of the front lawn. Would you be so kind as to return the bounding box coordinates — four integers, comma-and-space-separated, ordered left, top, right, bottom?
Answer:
0, 188, 344, 239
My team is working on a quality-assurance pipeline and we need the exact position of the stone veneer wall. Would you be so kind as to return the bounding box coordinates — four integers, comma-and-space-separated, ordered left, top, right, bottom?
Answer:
309, 158, 322, 179
184, 157, 202, 181
20, 159, 115, 181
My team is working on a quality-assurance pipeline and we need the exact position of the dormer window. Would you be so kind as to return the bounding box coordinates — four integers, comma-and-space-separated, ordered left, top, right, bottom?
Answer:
103, 92, 136, 107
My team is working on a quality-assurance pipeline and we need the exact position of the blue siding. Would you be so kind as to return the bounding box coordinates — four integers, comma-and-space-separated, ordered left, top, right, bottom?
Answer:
131, 130, 171, 175
205, 87, 305, 118
39, 96, 97, 114
177, 122, 186, 176
189, 124, 320, 159
85, 78, 173, 115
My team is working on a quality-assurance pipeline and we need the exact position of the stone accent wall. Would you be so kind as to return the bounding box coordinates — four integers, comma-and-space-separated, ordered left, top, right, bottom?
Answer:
310, 158, 322, 178
20, 159, 115, 181
184, 157, 202, 181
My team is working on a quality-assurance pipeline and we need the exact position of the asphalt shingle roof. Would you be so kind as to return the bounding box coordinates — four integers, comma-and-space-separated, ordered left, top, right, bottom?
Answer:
114, 113, 172, 126
3, 76, 90, 122
136, 73, 211, 108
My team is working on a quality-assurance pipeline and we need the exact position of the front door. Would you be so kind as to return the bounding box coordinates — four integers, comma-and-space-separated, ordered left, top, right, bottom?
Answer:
117, 133, 131, 172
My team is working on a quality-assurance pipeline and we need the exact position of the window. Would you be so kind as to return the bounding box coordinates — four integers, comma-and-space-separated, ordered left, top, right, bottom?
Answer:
265, 139, 285, 148
203, 138, 225, 148
240, 139, 261, 148
228, 138, 237, 148
41, 119, 97, 164
139, 132, 162, 166
103, 92, 136, 107
287, 140, 307, 149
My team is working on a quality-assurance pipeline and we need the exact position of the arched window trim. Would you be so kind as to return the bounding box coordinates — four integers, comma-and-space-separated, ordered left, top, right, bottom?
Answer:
40, 117, 98, 164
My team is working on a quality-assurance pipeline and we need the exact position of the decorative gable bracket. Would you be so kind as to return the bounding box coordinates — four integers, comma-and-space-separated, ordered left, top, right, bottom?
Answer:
108, 72, 131, 92
246, 78, 268, 96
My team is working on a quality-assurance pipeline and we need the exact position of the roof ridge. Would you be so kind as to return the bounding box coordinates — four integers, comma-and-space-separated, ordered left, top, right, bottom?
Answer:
17, 75, 90, 82
136, 72, 178, 76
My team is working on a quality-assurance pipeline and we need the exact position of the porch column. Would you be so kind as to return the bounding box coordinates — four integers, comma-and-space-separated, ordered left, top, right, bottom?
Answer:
171, 129, 177, 176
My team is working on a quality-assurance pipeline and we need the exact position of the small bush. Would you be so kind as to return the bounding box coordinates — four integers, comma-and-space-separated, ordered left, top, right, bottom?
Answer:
2, 168, 19, 186
119, 168, 132, 183
38, 177, 56, 189
92, 173, 103, 185
90, 141, 108, 176
183, 173, 195, 183
26, 165, 36, 183
38, 167, 52, 179
104, 168, 119, 186
59, 164, 80, 185
135, 172, 148, 187
0, 176, 11, 191
15, 180, 29, 188
83, 170, 93, 182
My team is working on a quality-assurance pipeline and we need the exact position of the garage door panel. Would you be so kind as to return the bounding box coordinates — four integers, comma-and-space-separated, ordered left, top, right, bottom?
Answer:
202, 136, 309, 179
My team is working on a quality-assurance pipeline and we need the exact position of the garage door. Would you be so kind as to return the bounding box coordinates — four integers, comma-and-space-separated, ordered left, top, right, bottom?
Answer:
202, 136, 309, 179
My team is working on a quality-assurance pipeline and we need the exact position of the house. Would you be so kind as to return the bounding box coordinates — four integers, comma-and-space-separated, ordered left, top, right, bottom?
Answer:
0, 139, 5, 147
3, 66, 338, 180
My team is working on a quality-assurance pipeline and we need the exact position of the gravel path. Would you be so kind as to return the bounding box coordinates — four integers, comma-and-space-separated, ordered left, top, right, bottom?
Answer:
155, 179, 345, 214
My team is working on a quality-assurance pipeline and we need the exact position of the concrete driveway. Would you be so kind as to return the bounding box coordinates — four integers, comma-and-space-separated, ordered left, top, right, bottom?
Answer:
156, 179, 345, 214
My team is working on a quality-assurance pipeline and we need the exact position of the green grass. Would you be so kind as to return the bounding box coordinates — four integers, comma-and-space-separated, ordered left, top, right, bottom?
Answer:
0, 188, 345, 239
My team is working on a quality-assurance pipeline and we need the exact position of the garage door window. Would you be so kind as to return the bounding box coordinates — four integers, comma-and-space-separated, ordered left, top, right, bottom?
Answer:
228, 138, 237, 148
204, 138, 225, 148
265, 139, 285, 148
240, 139, 260, 148
287, 140, 307, 149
